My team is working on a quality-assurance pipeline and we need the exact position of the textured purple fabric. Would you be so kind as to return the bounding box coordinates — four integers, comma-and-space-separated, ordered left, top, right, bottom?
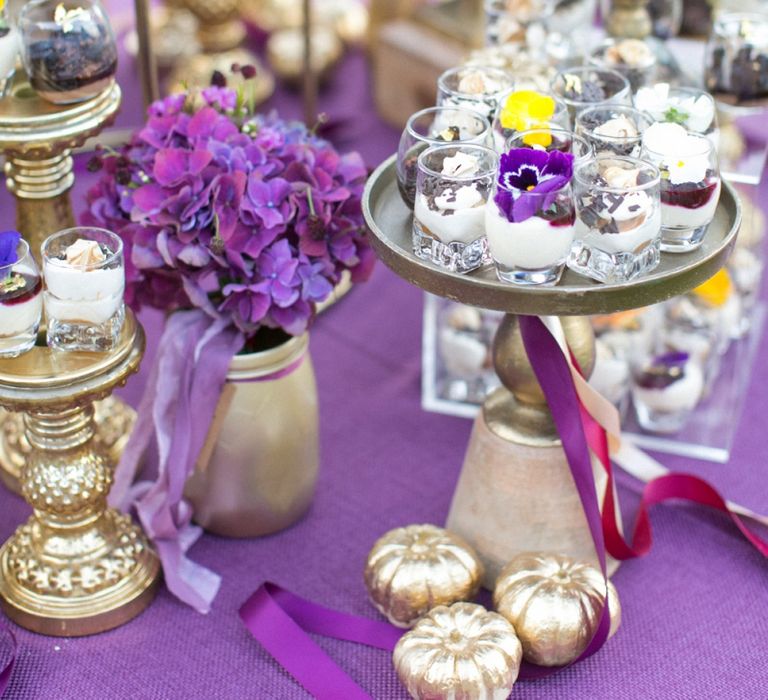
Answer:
0, 40, 767, 700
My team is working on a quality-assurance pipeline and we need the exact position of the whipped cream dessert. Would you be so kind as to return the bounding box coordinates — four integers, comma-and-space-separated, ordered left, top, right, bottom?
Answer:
596, 39, 656, 91
415, 152, 487, 245
632, 352, 704, 416
44, 238, 124, 325
0, 270, 42, 340
485, 203, 575, 269
439, 67, 513, 122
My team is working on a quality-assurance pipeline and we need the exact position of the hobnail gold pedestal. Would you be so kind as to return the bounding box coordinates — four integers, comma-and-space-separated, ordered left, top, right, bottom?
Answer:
0, 311, 160, 636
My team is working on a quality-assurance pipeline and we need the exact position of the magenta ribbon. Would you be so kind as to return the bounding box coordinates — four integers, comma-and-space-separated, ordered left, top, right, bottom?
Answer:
111, 309, 245, 613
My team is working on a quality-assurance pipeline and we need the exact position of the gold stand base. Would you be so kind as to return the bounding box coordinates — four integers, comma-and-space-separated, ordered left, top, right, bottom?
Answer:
0, 510, 160, 636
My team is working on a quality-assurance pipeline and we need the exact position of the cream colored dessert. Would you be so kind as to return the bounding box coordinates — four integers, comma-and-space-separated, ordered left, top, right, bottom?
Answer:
632, 361, 704, 413
439, 328, 488, 377
44, 239, 124, 325
0, 276, 42, 338
485, 204, 575, 269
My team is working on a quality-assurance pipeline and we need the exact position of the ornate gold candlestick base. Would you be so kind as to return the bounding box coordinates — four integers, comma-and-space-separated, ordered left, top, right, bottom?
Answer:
0, 311, 160, 636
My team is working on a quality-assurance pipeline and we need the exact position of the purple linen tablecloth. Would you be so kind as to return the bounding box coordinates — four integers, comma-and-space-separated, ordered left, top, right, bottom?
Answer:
1, 46, 768, 699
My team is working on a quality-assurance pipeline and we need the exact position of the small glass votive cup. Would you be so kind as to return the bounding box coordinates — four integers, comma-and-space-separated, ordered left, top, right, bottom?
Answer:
413, 144, 498, 274
437, 65, 514, 124
397, 106, 491, 209
484, 0, 555, 46
575, 105, 653, 158
42, 227, 125, 352
506, 126, 593, 168
705, 12, 768, 110
569, 155, 662, 284
491, 89, 570, 151
0, 237, 43, 358
631, 351, 704, 433
633, 85, 718, 139
550, 66, 631, 121
641, 132, 721, 253
485, 178, 576, 285
589, 38, 658, 92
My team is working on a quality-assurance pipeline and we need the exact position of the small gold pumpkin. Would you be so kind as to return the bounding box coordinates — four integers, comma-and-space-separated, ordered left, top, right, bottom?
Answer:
364, 524, 484, 628
394, 602, 523, 700
493, 552, 621, 667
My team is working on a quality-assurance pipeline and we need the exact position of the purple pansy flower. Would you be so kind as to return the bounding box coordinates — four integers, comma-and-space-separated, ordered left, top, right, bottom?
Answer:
0, 230, 21, 281
494, 148, 574, 223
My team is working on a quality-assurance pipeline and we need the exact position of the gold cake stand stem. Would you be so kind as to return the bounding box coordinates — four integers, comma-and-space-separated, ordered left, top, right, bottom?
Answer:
0, 311, 160, 636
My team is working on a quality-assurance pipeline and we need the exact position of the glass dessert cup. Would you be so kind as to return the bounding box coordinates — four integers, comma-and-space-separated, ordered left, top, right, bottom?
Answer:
631, 351, 704, 433
642, 128, 721, 253
413, 144, 498, 274
484, 0, 555, 46
437, 65, 514, 123
42, 227, 125, 352
569, 155, 662, 284
705, 13, 768, 111
485, 173, 576, 285
589, 38, 658, 92
0, 237, 43, 358
575, 105, 653, 159
19, 0, 118, 105
0, 4, 19, 100
397, 106, 491, 209
550, 66, 631, 121
590, 337, 631, 417
505, 126, 593, 167
491, 89, 570, 151
633, 84, 718, 141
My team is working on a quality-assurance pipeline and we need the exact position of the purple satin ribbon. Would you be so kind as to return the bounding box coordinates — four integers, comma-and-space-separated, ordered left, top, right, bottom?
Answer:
239, 316, 614, 693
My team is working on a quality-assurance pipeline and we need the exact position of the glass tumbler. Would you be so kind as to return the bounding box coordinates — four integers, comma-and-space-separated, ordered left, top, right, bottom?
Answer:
397, 106, 491, 209
42, 227, 125, 352
492, 89, 570, 151
575, 105, 653, 158
633, 84, 717, 139
437, 65, 514, 123
506, 126, 593, 168
569, 155, 662, 284
550, 66, 631, 121
413, 144, 498, 274
589, 38, 658, 92
0, 236, 42, 357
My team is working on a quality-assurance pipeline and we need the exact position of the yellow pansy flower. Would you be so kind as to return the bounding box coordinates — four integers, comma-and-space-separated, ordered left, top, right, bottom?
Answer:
693, 269, 732, 307
499, 90, 556, 146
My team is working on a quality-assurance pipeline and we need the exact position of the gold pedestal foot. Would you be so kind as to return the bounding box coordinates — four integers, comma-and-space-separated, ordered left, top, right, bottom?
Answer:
0, 397, 137, 495
0, 311, 161, 636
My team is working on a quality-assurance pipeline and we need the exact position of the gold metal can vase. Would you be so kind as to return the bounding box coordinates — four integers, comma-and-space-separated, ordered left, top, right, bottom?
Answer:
184, 332, 318, 538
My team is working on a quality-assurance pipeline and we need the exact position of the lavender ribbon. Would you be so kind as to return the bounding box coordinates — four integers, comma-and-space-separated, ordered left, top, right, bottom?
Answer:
111, 309, 244, 613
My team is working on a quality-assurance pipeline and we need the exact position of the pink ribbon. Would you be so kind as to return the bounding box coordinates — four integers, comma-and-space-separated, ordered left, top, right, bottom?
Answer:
111, 309, 244, 613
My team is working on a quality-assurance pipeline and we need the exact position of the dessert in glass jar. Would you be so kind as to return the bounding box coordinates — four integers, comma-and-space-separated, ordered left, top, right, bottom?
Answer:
631, 351, 704, 433
569, 155, 662, 284
491, 89, 569, 151
485, 148, 576, 285
42, 227, 125, 351
437, 65, 514, 124
575, 105, 652, 159
0, 2, 19, 99
397, 106, 491, 209
484, 0, 555, 47
413, 144, 498, 273
642, 123, 721, 253
19, 0, 118, 105
0, 232, 42, 358
505, 126, 593, 166
550, 66, 631, 121
589, 38, 658, 92
634, 84, 717, 145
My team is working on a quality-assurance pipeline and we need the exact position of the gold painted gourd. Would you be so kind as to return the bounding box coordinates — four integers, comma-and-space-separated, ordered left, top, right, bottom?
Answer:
394, 602, 523, 700
493, 552, 621, 667
364, 524, 483, 628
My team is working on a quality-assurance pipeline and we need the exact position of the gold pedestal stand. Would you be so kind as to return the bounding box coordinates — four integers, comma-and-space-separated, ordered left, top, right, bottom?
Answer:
169, 0, 274, 102
0, 75, 136, 495
363, 155, 741, 586
0, 311, 160, 636
604, 0, 652, 39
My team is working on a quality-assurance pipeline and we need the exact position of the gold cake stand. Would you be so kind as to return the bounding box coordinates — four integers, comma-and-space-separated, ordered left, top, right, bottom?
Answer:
0, 310, 160, 636
0, 74, 136, 495
363, 155, 741, 585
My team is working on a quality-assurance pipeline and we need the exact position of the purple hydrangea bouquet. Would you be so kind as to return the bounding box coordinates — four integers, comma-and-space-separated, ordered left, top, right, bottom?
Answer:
86, 73, 374, 613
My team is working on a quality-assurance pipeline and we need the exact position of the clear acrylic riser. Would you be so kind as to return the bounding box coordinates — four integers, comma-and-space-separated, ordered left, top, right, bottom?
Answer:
422, 293, 766, 463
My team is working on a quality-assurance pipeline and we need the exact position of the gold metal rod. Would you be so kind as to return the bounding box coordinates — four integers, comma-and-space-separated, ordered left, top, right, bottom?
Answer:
134, 0, 160, 107
302, 0, 317, 126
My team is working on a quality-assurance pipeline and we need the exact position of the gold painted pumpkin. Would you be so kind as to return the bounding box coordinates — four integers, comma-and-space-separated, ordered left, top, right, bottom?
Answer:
394, 602, 523, 700
493, 552, 621, 667
364, 524, 483, 628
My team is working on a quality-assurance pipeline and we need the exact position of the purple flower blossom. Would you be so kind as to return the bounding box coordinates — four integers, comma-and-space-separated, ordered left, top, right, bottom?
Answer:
0, 230, 21, 272
494, 148, 574, 223
81, 89, 373, 338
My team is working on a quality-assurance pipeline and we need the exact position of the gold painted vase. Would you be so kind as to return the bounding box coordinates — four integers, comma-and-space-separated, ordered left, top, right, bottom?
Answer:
184, 332, 319, 537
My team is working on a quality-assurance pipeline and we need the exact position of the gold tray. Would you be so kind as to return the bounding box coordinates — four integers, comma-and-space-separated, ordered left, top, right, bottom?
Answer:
362, 154, 742, 315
